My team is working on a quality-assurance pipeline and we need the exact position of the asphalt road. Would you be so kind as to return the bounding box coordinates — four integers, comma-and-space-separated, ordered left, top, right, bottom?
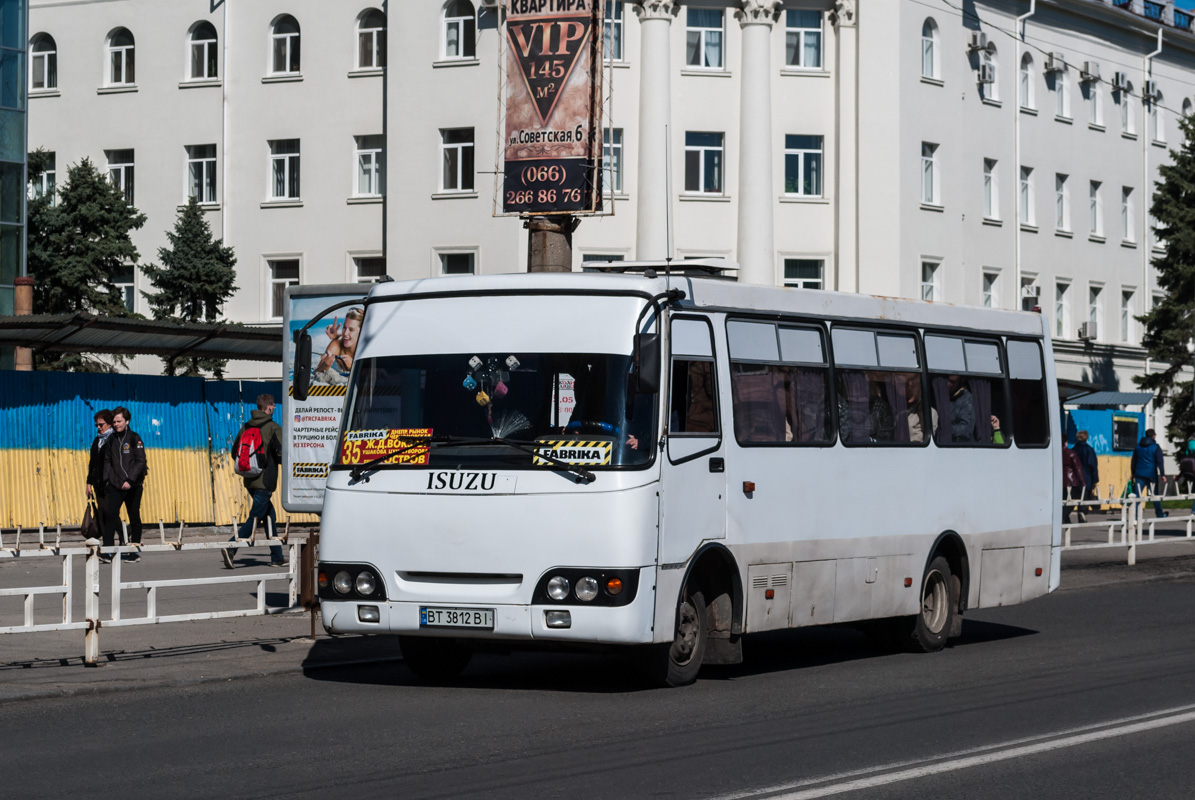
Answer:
5, 561, 1195, 799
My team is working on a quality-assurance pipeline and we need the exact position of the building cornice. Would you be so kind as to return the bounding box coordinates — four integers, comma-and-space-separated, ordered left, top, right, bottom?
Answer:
632, 1, 679, 22
735, 0, 782, 26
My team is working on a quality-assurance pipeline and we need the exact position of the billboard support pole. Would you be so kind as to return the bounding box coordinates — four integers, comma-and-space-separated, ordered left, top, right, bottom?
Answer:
526, 215, 576, 273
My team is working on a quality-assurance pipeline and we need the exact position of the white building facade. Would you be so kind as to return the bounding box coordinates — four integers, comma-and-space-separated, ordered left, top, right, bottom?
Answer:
26, 0, 1195, 420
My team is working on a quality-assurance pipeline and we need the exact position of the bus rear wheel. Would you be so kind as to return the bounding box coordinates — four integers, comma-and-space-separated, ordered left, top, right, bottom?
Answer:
900, 556, 956, 653
641, 588, 708, 687
399, 635, 472, 681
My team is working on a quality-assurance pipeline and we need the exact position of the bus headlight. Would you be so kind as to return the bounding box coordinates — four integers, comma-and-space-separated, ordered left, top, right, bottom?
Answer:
575, 576, 599, 602
547, 575, 570, 601
333, 571, 353, 595
354, 571, 376, 596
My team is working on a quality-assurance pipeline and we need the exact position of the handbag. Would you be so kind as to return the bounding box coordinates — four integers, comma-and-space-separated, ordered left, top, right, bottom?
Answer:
81, 496, 100, 540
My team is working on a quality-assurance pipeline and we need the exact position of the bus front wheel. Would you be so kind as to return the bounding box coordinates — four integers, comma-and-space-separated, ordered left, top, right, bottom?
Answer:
642, 588, 708, 687
901, 556, 956, 653
399, 635, 472, 681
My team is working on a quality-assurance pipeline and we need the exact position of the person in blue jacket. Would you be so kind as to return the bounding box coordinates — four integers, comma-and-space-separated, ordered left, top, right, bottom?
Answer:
1131, 429, 1167, 518
1072, 430, 1099, 521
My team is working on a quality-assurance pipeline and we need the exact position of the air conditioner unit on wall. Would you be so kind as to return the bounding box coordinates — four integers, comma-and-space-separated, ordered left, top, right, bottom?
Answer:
1044, 52, 1066, 73
979, 63, 996, 84
1113, 71, 1130, 91
1078, 321, 1098, 341
969, 31, 988, 52
1145, 79, 1159, 99
1081, 62, 1100, 82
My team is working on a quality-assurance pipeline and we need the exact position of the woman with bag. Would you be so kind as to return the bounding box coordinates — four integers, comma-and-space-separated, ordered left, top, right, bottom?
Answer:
86, 409, 114, 560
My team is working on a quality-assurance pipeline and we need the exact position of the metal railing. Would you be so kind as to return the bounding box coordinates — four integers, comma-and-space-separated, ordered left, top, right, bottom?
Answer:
0, 519, 312, 665
1061, 477, 1195, 565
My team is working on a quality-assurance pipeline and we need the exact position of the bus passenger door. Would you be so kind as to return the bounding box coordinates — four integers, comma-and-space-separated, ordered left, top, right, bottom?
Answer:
659, 316, 727, 566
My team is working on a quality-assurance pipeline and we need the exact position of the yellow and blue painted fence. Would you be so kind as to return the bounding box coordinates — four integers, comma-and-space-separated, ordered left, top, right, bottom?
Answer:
0, 370, 317, 529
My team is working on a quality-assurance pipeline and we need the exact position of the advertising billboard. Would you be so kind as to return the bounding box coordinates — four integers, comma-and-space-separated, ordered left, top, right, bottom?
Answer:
500, 0, 603, 215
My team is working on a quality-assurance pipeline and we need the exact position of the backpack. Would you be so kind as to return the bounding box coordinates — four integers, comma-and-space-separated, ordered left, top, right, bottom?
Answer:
233, 426, 266, 478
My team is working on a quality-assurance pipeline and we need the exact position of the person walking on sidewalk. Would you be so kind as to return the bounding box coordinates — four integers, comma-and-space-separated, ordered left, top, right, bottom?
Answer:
87, 409, 115, 561
103, 406, 148, 561
1131, 428, 1167, 519
225, 394, 285, 568
1073, 430, 1099, 522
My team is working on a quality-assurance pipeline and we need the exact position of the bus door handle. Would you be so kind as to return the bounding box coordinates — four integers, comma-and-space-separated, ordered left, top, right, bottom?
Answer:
708, 457, 725, 473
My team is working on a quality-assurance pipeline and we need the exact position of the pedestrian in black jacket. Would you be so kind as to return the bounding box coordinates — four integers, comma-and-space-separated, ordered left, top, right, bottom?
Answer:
103, 406, 148, 561
87, 409, 115, 559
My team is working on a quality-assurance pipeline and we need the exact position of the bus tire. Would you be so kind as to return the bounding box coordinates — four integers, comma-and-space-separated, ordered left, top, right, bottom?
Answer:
902, 556, 956, 653
642, 588, 708, 687
399, 635, 472, 681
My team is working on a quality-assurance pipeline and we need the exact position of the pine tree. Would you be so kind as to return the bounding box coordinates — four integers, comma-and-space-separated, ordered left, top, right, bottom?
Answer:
1137, 113, 1195, 454
27, 156, 147, 371
141, 196, 238, 378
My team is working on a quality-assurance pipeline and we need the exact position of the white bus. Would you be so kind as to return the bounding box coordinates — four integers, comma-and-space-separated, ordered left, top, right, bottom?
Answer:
292, 266, 1060, 686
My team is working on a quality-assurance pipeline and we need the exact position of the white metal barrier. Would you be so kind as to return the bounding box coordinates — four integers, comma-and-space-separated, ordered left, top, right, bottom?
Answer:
1061, 477, 1195, 565
0, 519, 310, 666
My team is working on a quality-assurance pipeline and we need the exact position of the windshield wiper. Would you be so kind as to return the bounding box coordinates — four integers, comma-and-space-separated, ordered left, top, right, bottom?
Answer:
487, 437, 596, 484
348, 435, 484, 481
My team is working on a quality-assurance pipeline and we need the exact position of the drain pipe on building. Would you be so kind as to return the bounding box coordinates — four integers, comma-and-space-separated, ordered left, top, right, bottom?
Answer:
1143, 28, 1163, 433
1014, 0, 1036, 309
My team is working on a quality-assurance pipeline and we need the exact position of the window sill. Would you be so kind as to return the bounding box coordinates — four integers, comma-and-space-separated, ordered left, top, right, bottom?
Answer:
780, 68, 830, 78
1152, 139, 1168, 148
1089, 122, 1105, 132
262, 73, 303, 84
179, 79, 221, 89
1121, 239, 1137, 248
431, 191, 478, 200
177, 202, 220, 211
433, 58, 480, 69
347, 196, 383, 204
1020, 222, 1039, 233
260, 200, 303, 208
1152, 244, 1165, 253
919, 202, 944, 213
348, 68, 384, 79
1089, 234, 1106, 243
1055, 115, 1073, 125
1122, 131, 1138, 140
679, 193, 731, 202
980, 97, 1002, 108
29, 88, 60, 98
1020, 106, 1038, 116
920, 75, 944, 87
982, 217, 1003, 227
606, 60, 631, 69
97, 85, 137, 94
680, 68, 732, 78
1055, 229, 1073, 238
779, 195, 829, 204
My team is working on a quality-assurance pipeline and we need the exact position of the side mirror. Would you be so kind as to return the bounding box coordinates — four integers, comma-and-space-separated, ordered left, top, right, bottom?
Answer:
293, 330, 312, 401
633, 333, 660, 395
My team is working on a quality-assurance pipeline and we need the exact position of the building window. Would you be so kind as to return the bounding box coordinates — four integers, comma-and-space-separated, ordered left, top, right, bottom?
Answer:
603, 128, 623, 194
983, 271, 999, 308
107, 28, 135, 85
186, 144, 217, 204
1020, 276, 1038, 311
1055, 281, 1070, 338
1052, 69, 1069, 118
979, 44, 998, 101
355, 135, 385, 197
30, 33, 56, 91
1089, 180, 1102, 236
1121, 186, 1134, 242
582, 253, 624, 271
269, 139, 300, 199
1086, 80, 1102, 126
920, 142, 939, 205
440, 128, 475, 192
784, 135, 823, 197
920, 261, 940, 302
354, 256, 386, 283
271, 15, 301, 75
114, 264, 136, 312
686, 8, 724, 70
1151, 92, 1164, 143
443, 0, 476, 60
30, 151, 55, 203
1055, 173, 1069, 232
983, 158, 998, 219
604, 1, 623, 62
269, 259, 299, 318
684, 131, 723, 194
358, 9, 386, 69
783, 258, 823, 290
189, 22, 218, 80
106, 149, 134, 204
1019, 166, 1034, 225
440, 252, 475, 275
1184, 98, 1193, 118
1088, 284, 1103, 340
921, 18, 938, 79
1121, 289, 1134, 342
1119, 84, 1135, 135
785, 10, 822, 70
1019, 53, 1034, 109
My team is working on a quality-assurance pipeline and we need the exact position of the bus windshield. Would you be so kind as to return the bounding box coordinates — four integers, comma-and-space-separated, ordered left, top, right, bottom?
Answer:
337, 352, 657, 470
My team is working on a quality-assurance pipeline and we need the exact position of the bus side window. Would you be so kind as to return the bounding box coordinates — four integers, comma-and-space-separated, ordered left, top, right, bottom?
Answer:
726, 321, 831, 445
831, 328, 922, 445
669, 318, 719, 435
924, 336, 1009, 447
1007, 339, 1049, 446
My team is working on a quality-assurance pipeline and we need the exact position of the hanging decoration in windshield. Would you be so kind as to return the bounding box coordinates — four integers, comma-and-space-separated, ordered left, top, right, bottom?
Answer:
340, 428, 433, 466
464, 355, 533, 439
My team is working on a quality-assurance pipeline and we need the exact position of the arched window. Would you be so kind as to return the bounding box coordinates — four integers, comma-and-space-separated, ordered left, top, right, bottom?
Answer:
271, 15, 301, 75
980, 43, 998, 101
1119, 82, 1135, 135
1151, 91, 1165, 143
30, 33, 56, 91
1019, 53, 1034, 109
443, 0, 476, 60
107, 28, 135, 86
357, 9, 386, 69
921, 18, 938, 79
189, 22, 218, 80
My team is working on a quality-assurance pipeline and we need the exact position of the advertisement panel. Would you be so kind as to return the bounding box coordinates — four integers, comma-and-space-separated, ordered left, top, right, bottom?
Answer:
501, 0, 603, 215
281, 285, 368, 513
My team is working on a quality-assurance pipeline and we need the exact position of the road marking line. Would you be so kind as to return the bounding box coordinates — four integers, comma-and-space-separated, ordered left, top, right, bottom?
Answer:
717, 703, 1195, 800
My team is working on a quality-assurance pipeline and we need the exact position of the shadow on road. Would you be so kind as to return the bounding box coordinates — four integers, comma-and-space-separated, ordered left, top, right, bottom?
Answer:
1, 636, 303, 671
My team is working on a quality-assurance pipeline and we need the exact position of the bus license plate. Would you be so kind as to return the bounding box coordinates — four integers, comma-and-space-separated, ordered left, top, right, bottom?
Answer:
420, 606, 494, 629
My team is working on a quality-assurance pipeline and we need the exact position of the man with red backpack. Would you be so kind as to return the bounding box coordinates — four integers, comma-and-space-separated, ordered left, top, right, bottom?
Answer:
224, 394, 284, 568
